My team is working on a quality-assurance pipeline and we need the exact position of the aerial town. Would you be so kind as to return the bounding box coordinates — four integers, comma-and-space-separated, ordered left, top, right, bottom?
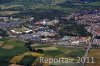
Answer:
0, 0, 100, 66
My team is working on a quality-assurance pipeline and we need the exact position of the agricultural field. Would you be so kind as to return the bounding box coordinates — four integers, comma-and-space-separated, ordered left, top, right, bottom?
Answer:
0, 39, 85, 66
31, 44, 85, 66
0, 39, 32, 66
85, 49, 100, 66
87, 1, 100, 6
0, 11, 20, 15
0, 5, 23, 9
32, 44, 85, 57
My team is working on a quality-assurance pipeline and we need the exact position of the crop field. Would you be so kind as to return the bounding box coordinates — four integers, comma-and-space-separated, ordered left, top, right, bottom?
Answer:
0, 5, 23, 9
1, 44, 14, 49
0, 39, 29, 65
32, 44, 85, 66
0, 11, 20, 15
88, 1, 100, 6
0, 39, 85, 66
32, 44, 85, 57
5, 40, 25, 47
85, 49, 100, 66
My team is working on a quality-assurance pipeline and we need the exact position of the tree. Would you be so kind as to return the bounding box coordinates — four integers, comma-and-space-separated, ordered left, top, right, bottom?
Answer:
0, 29, 8, 37
36, 49, 44, 53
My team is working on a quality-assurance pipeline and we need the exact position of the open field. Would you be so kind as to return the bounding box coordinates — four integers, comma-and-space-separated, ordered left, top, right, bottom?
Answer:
19, 56, 37, 66
1, 44, 14, 49
0, 11, 20, 15
85, 49, 100, 66
36, 47, 58, 51
0, 39, 29, 65
32, 44, 85, 66
88, 1, 100, 6
51, 63, 84, 66
32, 44, 85, 57
5, 40, 25, 47
0, 39, 85, 66
0, 5, 23, 9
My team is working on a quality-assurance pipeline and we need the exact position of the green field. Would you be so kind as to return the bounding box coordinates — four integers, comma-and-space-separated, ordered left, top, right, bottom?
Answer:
5, 40, 25, 47
66, 50, 85, 58
0, 47, 28, 63
19, 56, 37, 66
88, 1, 100, 6
0, 39, 85, 66
0, 39, 29, 65
32, 44, 85, 57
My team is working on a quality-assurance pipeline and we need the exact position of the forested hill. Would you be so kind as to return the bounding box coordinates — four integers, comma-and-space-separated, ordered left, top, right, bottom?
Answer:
0, 0, 99, 4
0, 0, 65, 4
0, 0, 13, 3
80, 0, 99, 2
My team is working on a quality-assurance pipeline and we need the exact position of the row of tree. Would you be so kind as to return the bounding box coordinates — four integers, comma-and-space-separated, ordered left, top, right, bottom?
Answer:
25, 41, 44, 53
0, 29, 9, 37
0, 0, 14, 3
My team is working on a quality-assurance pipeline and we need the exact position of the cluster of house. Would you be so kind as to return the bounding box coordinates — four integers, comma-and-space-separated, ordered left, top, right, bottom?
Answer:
75, 10, 100, 46
75, 10, 100, 24
55, 36, 91, 48
93, 38, 100, 45
10, 26, 33, 34
0, 17, 34, 22
0, 16, 35, 29
0, 10, 99, 47
0, 16, 60, 43
0, 17, 21, 22
0, 22, 22, 28
75, 14, 100, 24
8, 18, 59, 42
35, 19, 59, 26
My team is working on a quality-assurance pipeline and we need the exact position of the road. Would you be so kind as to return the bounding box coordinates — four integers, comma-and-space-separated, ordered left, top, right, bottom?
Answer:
83, 35, 95, 66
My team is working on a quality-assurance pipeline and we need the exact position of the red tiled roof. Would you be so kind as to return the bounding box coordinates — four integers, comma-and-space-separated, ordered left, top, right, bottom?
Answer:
35, 22, 41, 24
95, 28, 100, 34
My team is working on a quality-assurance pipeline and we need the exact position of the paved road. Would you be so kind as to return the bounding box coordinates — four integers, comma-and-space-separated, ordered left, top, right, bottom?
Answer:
83, 35, 95, 66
